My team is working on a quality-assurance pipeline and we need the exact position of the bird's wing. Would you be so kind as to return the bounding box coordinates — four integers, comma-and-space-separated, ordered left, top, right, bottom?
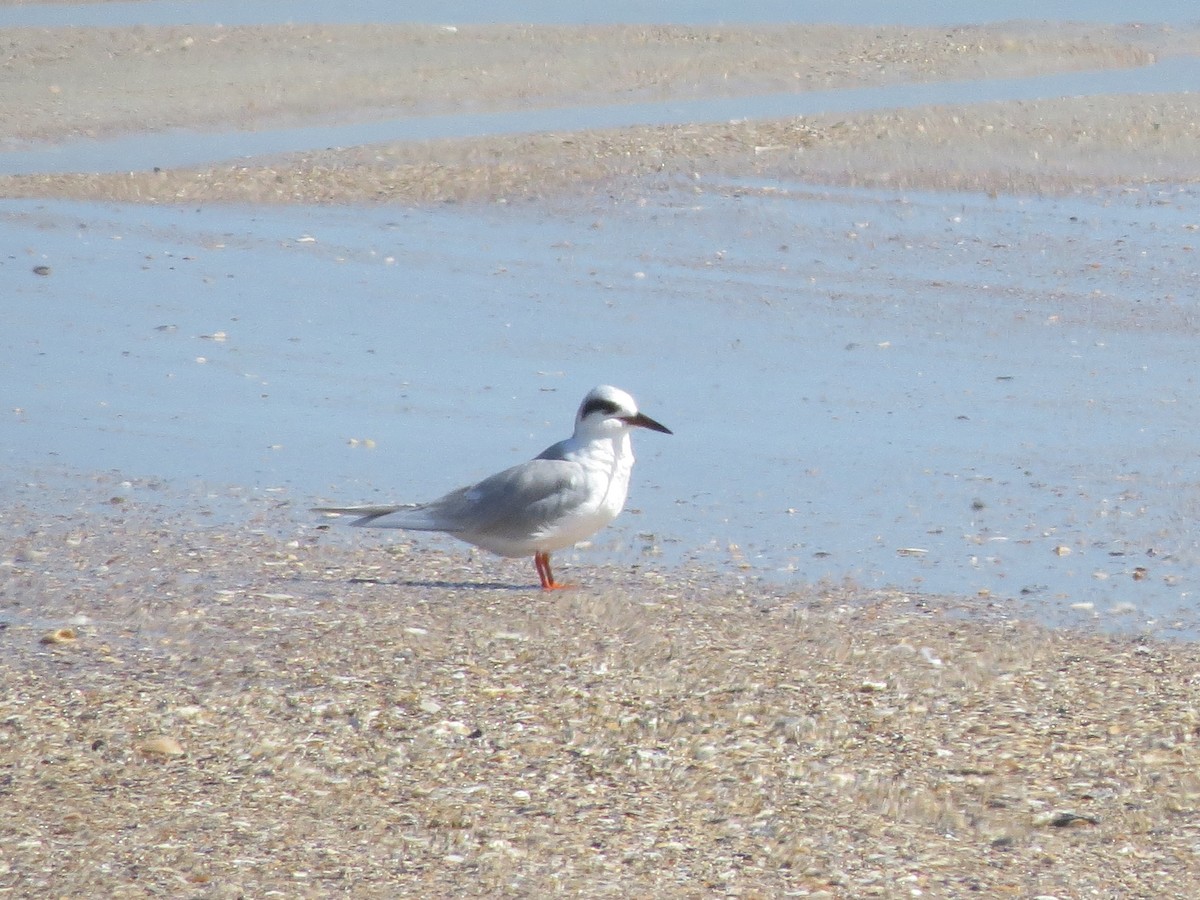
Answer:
313, 459, 588, 538
421, 457, 588, 538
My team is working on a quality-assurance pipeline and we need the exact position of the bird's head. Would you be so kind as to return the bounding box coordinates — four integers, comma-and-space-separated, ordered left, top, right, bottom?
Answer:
573, 385, 672, 439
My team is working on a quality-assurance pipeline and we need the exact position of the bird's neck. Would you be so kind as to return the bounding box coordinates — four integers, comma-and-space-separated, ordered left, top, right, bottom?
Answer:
572, 431, 633, 471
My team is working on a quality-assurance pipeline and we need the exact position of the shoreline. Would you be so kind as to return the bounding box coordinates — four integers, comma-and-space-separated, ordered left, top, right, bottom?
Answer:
2, 22, 1199, 203
2, 22, 1169, 144
6, 19, 1200, 895
5, 90, 1200, 205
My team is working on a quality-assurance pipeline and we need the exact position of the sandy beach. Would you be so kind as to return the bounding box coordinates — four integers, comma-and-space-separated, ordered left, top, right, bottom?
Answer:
8, 486, 1200, 897
5, 17, 1200, 898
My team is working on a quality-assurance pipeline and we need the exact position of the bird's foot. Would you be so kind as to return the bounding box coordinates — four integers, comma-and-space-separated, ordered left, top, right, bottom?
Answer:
534, 552, 574, 590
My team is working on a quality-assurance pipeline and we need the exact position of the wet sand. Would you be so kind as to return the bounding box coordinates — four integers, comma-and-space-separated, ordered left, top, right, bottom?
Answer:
0, 22, 1168, 143
6, 19, 1200, 897
3, 22, 1200, 202
9, 92, 1200, 204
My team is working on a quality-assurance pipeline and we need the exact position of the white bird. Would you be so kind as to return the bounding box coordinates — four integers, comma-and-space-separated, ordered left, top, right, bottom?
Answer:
313, 385, 671, 589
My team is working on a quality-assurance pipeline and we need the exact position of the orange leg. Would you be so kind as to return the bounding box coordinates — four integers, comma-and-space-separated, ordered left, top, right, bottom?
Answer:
534, 551, 572, 590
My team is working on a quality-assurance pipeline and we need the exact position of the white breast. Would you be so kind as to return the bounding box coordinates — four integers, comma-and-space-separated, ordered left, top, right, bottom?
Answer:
536, 436, 635, 551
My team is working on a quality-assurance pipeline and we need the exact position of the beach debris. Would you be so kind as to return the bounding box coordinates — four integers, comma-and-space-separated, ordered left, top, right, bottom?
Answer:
1034, 810, 1099, 829
137, 736, 185, 758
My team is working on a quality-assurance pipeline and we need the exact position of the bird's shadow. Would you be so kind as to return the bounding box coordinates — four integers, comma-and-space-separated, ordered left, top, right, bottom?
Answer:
347, 576, 533, 592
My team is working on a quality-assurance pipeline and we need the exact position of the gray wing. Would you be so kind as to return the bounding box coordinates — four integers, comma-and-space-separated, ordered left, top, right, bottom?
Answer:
421, 457, 588, 539
313, 457, 587, 538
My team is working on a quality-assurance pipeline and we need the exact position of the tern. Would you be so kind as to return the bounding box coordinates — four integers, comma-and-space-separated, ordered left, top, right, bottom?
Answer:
313, 385, 671, 589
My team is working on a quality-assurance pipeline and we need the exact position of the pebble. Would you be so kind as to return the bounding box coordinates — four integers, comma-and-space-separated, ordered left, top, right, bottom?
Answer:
39, 627, 77, 645
137, 736, 185, 758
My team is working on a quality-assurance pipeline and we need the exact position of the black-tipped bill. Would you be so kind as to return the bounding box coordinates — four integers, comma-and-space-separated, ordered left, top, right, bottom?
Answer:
623, 412, 672, 435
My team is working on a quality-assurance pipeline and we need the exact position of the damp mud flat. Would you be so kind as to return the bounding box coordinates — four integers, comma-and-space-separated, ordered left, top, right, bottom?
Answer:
4, 16, 1200, 897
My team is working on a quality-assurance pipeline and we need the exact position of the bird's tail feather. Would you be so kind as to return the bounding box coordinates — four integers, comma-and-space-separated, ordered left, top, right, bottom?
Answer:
312, 504, 455, 531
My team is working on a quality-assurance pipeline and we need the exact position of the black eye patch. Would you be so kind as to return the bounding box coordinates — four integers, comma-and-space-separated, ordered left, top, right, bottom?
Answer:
581, 398, 623, 418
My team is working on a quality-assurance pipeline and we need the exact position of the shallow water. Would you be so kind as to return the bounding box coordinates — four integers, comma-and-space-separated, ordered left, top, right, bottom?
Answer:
4, 182, 1199, 632
2, 0, 1198, 27
5, 0, 1199, 632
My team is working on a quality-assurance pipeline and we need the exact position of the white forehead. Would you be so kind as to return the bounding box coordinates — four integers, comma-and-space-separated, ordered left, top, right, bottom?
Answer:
578, 385, 637, 419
